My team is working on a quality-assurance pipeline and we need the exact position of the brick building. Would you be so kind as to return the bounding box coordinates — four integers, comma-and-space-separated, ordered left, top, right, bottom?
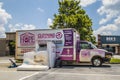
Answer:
0, 38, 6, 56
98, 35, 120, 55
0, 32, 16, 56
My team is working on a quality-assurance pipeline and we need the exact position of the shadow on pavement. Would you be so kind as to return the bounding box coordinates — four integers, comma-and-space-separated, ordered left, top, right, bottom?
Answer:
60, 64, 111, 69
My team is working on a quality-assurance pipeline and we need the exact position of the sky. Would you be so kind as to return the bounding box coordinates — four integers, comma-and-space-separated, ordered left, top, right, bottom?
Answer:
0, 0, 120, 39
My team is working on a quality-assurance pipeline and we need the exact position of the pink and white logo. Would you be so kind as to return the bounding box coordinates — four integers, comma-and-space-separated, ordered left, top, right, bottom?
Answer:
56, 32, 62, 39
20, 32, 35, 46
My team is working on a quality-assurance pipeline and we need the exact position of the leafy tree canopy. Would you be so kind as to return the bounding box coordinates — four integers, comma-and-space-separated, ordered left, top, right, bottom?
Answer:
50, 0, 96, 43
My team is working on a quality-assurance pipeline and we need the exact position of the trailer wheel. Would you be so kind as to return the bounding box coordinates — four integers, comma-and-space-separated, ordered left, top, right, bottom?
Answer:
92, 57, 102, 67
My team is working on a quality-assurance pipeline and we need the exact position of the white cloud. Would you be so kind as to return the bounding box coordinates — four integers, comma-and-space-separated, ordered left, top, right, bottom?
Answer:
114, 16, 120, 25
47, 18, 52, 28
80, 0, 96, 7
21, 24, 36, 30
9, 23, 36, 32
102, 0, 119, 6
37, 7, 44, 12
95, 0, 120, 40
0, 2, 12, 38
94, 24, 118, 35
94, 16, 120, 39
97, 0, 120, 24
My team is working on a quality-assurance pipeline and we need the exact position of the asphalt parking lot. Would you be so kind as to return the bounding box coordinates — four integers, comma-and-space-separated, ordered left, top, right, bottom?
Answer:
24, 64, 120, 80
0, 64, 120, 80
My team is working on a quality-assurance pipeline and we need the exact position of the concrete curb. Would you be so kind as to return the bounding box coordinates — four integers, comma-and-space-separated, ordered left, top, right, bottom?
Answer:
113, 55, 120, 59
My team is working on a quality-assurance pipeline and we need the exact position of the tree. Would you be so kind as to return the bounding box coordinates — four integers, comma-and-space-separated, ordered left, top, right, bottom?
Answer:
50, 0, 96, 43
9, 40, 15, 55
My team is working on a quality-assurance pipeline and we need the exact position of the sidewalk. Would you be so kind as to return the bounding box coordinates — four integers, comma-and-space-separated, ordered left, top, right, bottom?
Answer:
0, 56, 16, 71
113, 55, 120, 59
0, 56, 14, 59
0, 56, 14, 62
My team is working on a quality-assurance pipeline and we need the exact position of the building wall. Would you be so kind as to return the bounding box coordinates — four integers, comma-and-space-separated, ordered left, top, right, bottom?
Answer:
6, 32, 16, 40
98, 35, 120, 55
0, 38, 6, 56
118, 46, 120, 55
0, 32, 16, 56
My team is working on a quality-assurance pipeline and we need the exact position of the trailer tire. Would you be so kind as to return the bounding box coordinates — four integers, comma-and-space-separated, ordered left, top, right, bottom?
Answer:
92, 57, 102, 67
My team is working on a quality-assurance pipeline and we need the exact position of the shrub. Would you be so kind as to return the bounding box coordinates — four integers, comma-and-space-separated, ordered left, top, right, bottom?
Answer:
110, 58, 120, 63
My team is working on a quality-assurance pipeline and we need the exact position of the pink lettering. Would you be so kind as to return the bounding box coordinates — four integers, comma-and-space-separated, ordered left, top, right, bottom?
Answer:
38, 33, 55, 39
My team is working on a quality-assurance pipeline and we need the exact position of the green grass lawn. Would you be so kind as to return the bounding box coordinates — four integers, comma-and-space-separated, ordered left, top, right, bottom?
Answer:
110, 58, 120, 63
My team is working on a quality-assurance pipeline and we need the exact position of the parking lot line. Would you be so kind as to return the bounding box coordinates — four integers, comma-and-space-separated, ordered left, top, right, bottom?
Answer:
0, 71, 17, 72
19, 72, 39, 80
49, 72, 120, 77
17, 71, 120, 80
24, 71, 120, 77
18, 71, 120, 77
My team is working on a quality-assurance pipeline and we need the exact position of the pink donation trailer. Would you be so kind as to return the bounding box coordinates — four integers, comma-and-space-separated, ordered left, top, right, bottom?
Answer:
16, 28, 112, 67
